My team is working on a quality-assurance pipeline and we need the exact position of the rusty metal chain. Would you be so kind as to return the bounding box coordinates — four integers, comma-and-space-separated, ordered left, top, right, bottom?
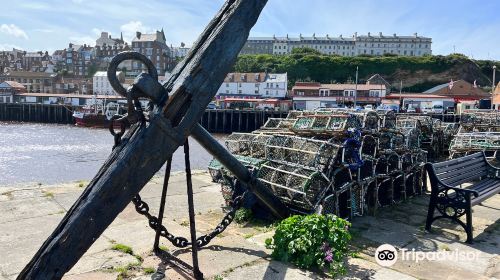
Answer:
131, 190, 248, 248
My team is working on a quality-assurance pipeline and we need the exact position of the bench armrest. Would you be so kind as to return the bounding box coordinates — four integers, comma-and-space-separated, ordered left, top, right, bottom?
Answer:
425, 163, 479, 198
436, 181, 479, 198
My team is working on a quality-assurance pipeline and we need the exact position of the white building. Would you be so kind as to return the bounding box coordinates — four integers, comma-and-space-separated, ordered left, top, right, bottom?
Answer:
93, 71, 125, 95
241, 32, 432, 57
96, 32, 125, 47
216, 72, 287, 99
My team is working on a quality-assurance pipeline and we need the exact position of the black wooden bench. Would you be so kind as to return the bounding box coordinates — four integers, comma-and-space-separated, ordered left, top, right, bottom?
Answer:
425, 152, 500, 243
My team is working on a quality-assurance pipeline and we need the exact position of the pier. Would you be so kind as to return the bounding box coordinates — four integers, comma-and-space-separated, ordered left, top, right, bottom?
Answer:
0, 103, 288, 133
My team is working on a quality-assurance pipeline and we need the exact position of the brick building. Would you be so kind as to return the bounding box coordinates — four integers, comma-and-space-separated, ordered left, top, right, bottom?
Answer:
131, 29, 173, 75
61, 43, 95, 77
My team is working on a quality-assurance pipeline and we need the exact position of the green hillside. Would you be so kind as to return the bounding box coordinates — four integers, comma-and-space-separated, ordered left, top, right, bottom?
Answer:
233, 48, 499, 92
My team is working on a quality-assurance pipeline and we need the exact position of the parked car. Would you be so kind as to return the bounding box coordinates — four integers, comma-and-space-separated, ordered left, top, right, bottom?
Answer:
206, 102, 217, 110
407, 107, 417, 113
422, 107, 433, 114
431, 104, 444, 114
364, 105, 374, 110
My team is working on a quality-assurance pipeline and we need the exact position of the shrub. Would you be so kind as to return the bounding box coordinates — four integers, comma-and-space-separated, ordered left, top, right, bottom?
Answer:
265, 214, 351, 276
234, 208, 253, 224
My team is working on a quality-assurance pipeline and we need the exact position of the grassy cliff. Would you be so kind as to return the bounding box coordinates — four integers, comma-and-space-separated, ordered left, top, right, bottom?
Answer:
233, 49, 498, 92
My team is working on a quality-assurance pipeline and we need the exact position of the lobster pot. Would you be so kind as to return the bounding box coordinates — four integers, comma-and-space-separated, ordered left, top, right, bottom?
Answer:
208, 158, 224, 183
224, 133, 272, 158
265, 135, 340, 172
378, 110, 396, 129
361, 135, 377, 158
449, 133, 500, 159
405, 172, 416, 197
461, 110, 500, 126
364, 180, 378, 214
286, 110, 304, 119
392, 173, 405, 202
358, 159, 375, 182
351, 111, 380, 130
257, 161, 330, 212
208, 155, 264, 184
261, 118, 296, 131
318, 186, 358, 219
377, 177, 393, 207
291, 114, 361, 136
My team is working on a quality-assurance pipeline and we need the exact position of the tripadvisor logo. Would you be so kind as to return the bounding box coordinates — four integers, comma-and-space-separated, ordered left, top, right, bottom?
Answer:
375, 244, 398, 267
375, 243, 480, 267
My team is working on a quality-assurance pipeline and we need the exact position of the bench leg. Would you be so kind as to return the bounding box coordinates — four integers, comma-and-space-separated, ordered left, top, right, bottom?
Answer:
465, 205, 473, 244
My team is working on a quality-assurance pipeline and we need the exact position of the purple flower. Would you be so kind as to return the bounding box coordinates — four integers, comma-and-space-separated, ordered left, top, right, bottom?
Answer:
324, 250, 333, 263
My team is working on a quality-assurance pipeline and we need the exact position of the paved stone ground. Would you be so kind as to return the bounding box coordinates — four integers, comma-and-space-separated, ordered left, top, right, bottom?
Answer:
0, 171, 498, 279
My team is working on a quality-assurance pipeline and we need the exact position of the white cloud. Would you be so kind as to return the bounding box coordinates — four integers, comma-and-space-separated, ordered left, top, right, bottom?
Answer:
120, 21, 153, 42
0, 24, 28, 39
91, 28, 102, 36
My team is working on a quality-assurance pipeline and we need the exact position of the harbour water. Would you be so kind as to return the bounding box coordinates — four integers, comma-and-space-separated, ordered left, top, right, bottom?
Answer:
0, 122, 225, 186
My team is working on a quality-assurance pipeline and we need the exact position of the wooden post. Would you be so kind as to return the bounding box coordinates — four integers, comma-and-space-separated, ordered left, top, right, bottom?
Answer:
18, 1, 273, 278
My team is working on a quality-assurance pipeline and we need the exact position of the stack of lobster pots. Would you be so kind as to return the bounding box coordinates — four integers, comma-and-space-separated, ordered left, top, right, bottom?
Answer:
449, 110, 500, 159
208, 108, 430, 220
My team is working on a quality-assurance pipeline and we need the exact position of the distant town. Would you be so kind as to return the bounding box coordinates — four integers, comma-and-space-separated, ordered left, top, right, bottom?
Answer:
0, 29, 499, 113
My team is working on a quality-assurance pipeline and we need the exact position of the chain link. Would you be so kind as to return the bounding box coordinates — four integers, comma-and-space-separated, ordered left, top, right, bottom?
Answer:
131, 191, 247, 248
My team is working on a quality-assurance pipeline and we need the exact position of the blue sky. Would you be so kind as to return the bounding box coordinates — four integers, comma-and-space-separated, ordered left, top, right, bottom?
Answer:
1, 0, 499, 60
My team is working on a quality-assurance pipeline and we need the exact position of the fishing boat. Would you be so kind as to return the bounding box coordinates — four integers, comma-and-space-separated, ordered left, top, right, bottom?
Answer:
73, 100, 123, 128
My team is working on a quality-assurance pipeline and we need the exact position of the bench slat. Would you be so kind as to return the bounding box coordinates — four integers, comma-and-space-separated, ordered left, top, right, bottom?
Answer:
471, 186, 500, 206
441, 168, 488, 186
469, 179, 500, 193
435, 157, 484, 175
436, 161, 487, 180
433, 152, 483, 168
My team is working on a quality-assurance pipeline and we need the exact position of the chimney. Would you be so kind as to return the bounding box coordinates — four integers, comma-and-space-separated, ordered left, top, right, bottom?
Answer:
368, 32, 371, 37
393, 33, 397, 37
414, 32, 418, 37
136, 31, 141, 39
109, 35, 111, 39
354, 32, 357, 39
379, 32, 382, 37
339, 34, 343, 38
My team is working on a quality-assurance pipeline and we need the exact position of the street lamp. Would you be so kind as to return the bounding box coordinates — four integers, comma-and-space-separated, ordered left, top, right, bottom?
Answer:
354, 66, 358, 107
492, 65, 497, 110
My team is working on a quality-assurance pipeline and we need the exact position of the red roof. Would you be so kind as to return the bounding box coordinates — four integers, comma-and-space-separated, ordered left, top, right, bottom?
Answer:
384, 94, 451, 99
224, 98, 264, 102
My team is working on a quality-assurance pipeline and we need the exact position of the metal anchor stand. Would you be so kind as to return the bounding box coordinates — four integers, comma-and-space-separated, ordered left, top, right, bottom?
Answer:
151, 139, 203, 280
106, 52, 262, 280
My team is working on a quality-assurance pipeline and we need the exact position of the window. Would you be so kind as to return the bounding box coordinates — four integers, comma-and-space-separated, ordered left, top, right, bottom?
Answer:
238, 90, 242, 94
238, 83, 242, 87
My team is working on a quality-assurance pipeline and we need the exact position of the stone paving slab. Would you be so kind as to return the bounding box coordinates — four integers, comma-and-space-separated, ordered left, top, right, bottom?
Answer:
0, 172, 498, 280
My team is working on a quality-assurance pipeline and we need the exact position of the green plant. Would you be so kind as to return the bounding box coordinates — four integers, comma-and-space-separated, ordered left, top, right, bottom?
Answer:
111, 244, 134, 255
234, 208, 253, 224
213, 275, 224, 280
143, 267, 155, 274
265, 214, 351, 277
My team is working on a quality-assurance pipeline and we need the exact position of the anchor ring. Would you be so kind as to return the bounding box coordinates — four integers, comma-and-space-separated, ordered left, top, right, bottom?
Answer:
107, 51, 158, 98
